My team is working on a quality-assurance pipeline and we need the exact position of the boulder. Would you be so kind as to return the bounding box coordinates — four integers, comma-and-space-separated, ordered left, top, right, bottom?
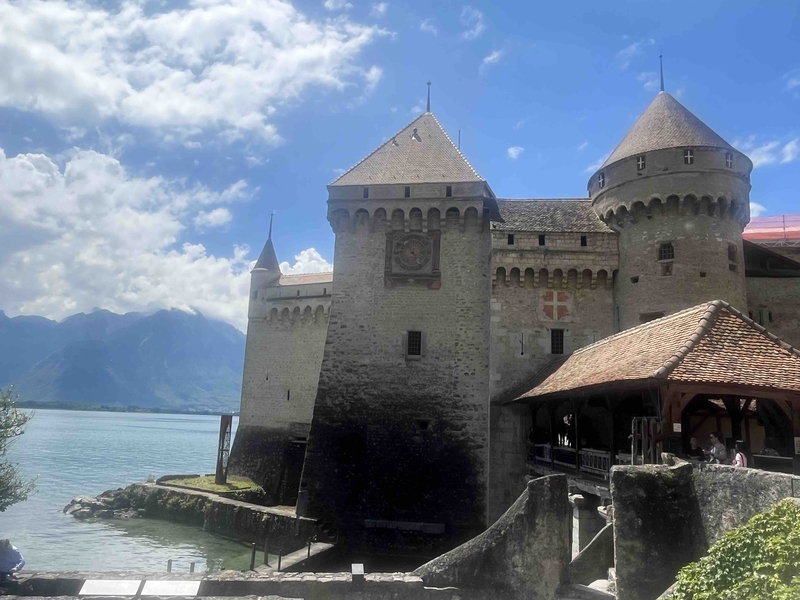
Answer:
73, 509, 94, 520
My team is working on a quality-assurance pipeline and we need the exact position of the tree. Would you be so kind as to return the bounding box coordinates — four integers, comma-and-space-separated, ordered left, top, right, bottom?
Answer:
0, 387, 34, 512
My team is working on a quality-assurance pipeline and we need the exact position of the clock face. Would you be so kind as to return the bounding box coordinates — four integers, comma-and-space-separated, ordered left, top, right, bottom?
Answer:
393, 234, 431, 271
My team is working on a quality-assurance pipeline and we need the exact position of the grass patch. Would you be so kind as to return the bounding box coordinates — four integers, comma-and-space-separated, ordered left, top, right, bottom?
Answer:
167, 475, 260, 493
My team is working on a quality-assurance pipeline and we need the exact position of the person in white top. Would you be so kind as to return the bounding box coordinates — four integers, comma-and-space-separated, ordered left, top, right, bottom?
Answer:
732, 440, 748, 468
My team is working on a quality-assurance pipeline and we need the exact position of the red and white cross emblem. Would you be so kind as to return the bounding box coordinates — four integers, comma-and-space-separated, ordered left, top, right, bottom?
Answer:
543, 290, 570, 320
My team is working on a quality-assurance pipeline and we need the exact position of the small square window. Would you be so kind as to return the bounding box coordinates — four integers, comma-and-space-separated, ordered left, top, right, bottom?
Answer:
658, 242, 675, 261
551, 329, 564, 355
538, 234, 546, 246
599, 172, 605, 188
580, 235, 587, 247
404, 186, 411, 198
630, 276, 639, 284
728, 243, 738, 263
637, 156, 646, 170
407, 331, 422, 356
363, 187, 369, 198
507, 234, 515, 245
699, 271, 707, 278
684, 149, 694, 165
446, 185, 452, 197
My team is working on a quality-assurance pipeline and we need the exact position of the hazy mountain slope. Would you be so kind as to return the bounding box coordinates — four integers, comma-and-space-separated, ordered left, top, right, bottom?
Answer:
1, 309, 245, 412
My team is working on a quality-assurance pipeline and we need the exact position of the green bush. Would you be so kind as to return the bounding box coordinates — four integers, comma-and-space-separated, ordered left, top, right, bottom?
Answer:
670, 499, 800, 600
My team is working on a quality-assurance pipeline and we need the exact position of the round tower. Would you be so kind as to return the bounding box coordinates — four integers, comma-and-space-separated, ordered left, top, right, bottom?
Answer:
589, 91, 754, 331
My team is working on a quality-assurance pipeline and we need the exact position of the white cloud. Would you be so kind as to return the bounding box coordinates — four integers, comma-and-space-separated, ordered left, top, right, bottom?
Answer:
0, 146, 253, 330
419, 18, 437, 35
617, 38, 654, 70
507, 146, 524, 160
60, 126, 86, 143
577, 141, 588, 152
279, 248, 333, 274
584, 154, 608, 174
410, 98, 426, 115
194, 208, 233, 229
750, 202, 767, 217
245, 155, 267, 167
324, 0, 353, 10
781, 138, 799, 164
0, 0, 386, 143
734, 136, 800, 168
370, 2, 388, 17
480, 50, 503, 73
460, 6, 485, 41
784, 68, 800, 91
638, 71, 659, 92
513, 118, 527, 130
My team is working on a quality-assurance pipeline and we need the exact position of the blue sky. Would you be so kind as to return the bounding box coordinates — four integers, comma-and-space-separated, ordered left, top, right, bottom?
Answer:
0, 0, 798, 329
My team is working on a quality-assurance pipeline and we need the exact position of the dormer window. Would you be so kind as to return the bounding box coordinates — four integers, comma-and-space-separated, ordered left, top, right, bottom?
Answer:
725, 153, 733, 169
363, 187, 369, 199
684, 149, 694, 165
598, 172, 605, 188
637, 156, 646, 170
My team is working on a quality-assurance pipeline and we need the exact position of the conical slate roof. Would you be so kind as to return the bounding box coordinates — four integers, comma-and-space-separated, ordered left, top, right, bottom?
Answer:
330, 112, 484, 186
254, 237, 280, 272
601, 92, 734, 169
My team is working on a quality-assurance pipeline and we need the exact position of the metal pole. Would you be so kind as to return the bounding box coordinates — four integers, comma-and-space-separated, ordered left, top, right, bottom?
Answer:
190, 562, 195, 573
278, 550, 282, 572
250, 543, 256, 571
167, 559, 172, 573
263, 538, 269, 566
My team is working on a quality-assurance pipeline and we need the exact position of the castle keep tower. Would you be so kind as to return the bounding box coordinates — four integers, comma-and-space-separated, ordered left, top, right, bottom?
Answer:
589, 91, 753, 330
230, 223, 332, 505
301, 111, 498, 551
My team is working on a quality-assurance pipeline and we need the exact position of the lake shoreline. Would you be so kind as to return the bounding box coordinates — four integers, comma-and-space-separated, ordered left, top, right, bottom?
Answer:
16, 401, 238, 417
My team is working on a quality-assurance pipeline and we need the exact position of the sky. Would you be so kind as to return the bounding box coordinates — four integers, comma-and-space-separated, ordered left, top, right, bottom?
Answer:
0, 0, 798, 331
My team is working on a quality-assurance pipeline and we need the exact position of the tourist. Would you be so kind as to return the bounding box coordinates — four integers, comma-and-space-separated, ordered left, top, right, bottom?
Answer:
704, 432, 728, 464
0, 540, 24, 579
685, 437, 705, 460
732, 441, 749, 468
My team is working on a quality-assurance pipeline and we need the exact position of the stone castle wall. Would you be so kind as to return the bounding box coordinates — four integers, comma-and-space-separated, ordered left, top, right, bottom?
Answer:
230, 278, 330, 504
301, 193, 492, 552
746, 276, 800, 348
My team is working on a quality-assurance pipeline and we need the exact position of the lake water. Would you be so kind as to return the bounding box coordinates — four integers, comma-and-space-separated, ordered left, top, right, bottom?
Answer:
0, 409, 259, 573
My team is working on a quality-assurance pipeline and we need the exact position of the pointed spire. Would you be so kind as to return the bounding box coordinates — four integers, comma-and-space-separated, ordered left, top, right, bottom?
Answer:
426, 81, 431, 113
254, 214, 281, 276
659, 54, 665, 92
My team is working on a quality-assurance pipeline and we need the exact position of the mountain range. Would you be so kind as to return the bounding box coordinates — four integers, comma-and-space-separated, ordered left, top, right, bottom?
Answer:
0, 308, 245, 412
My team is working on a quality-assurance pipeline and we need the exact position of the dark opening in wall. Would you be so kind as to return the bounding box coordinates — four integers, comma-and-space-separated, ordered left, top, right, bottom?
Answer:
640, 312, 665, 324
539, 234, 546, 246
631, 276, 640, 284
407, 331, 422, 356
728, 243, 738, 263
296, 290, 300, 296
323, 288, 327, 295
287, 389, 290, 401
416, 420, 429, 431
658, 242, 675, 261
581, 235, 587, 247
507, 234, 515, 245
550, 329, 564, 355
404, 186, 411, 198
363, 187, 369, 198
700, 272, 707, 278
446, 185, 452, 197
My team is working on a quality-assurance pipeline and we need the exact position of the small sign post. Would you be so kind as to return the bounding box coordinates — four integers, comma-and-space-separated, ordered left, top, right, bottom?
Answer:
215, 414, 233, 485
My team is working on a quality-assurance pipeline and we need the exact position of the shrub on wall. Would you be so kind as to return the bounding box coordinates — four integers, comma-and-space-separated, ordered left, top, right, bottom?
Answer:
669, 498, 800, 600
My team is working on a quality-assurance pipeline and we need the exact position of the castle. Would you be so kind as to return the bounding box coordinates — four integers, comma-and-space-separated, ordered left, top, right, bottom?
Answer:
230, 89, 800, 554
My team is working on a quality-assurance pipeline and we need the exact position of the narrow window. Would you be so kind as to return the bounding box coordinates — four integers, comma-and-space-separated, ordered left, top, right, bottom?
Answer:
296, 290, 300, 296
363, 187, 369, 198
287, 390, 290, 401
599, 172, 605, 188
507, 234, 515, 245
658, 242, 675, 261
538, 234, 546, 246
323, 287, 327, 295
446, 185, 452, 197
580, 235, 587, 247
407, 331, 422, 356
725, 153, 733, 169
404, 186, 411, 198
728, 243, 738, 263
748, 311, 754, 320
637, 156, 646, 170
684, 149, 694, 165
551, 329, 565, 355
768, 311, 773, 323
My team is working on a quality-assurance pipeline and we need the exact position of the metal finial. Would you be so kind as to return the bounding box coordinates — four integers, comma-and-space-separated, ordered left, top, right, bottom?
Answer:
659, 55, 664, 92
426, 81, 431, 112
268, 212, 274, 240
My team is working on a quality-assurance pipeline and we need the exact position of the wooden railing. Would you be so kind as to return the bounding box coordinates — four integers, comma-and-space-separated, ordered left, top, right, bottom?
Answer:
532, 443, 551, 466
579, 449, 611, 480
552, 446, 578, 469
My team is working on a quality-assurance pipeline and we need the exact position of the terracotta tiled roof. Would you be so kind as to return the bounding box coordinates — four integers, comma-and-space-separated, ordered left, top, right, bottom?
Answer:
329, 112, 484, 186
278, 272, 333, 285
515, 300, 800, 401
492, 199, 614, 233
743, 215, 800, 243
600, 92, 736, 170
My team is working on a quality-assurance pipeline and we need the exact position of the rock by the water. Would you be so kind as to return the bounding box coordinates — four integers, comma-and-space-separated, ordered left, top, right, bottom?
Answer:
64, 487, 142, 521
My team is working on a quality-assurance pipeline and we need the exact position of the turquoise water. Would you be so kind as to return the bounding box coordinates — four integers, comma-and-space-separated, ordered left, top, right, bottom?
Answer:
0, 409, 258, 572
